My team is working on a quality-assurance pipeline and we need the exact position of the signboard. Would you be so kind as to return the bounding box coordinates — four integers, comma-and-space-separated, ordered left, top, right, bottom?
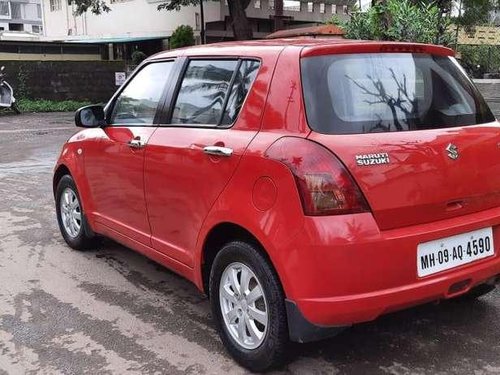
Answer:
115, 72, 127, 86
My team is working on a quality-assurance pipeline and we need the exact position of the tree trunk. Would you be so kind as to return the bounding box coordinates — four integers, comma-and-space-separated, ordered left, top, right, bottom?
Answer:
200, 0, 205, 44
274, 0, 284, 32
227, 0, 253, 40
372, 0, 391, 39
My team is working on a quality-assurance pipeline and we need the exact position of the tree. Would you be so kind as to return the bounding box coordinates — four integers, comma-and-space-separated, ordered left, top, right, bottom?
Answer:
73, 0, 254, 42
159, 0, 253, 40
333, 0, 455, 45
170, 25, 196, 49
362, 0, 500, 44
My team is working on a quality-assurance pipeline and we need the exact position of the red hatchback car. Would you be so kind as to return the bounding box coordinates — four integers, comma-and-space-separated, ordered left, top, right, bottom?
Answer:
54, 39, 500, 371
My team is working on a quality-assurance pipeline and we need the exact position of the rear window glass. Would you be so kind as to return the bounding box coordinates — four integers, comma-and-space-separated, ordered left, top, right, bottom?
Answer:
301, 53, 495, 134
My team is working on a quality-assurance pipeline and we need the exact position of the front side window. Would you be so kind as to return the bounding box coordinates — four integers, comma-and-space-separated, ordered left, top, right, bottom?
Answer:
111, 61, 173, 125
301, 53, 495, 134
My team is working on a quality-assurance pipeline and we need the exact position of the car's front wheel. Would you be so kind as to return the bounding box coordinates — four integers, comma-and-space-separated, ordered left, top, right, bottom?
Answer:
55, 175, 97, 250
209, 241, 288, 372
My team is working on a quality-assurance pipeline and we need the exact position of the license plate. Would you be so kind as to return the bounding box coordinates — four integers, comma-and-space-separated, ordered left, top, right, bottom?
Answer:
417, 227, 495, 277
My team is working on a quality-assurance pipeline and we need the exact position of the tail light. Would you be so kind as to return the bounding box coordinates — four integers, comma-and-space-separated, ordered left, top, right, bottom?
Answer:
265, 137, 369, 216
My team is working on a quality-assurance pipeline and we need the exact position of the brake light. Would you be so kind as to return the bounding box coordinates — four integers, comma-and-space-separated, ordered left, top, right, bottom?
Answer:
265, 137, 369, 216
379, 44, 426, 53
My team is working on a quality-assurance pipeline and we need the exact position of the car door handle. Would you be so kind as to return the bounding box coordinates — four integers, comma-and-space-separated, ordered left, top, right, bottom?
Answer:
203, 146, 233, 157
128, 138, 146, 149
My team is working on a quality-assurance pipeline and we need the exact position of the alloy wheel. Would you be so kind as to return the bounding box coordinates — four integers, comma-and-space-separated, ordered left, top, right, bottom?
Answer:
219, 262, 269, 350
60, 187, 82, 238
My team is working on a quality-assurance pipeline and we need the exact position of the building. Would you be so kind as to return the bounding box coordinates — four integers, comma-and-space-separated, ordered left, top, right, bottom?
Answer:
0, 0, 43, 34
207, 0, 350, 41
42, 0, 221, 59
41, 0, 351, 60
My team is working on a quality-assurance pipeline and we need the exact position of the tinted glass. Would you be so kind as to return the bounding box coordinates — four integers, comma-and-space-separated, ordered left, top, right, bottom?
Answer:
220, 60, 260, 125
301, 53, 495, 134
171, 60, 238, 125
111, 61, 173, 125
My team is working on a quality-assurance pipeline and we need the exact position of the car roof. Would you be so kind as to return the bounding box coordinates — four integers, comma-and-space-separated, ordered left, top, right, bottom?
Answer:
149, 38, 455, 60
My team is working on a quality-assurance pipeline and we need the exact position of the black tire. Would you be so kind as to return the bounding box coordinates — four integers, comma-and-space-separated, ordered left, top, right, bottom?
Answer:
12, 102, 20, 115
55, 175, 97, 251
209, 241, 289, 372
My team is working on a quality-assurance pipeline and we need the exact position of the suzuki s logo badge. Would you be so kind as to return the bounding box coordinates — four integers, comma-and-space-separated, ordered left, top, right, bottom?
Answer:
446, 144, 459, 160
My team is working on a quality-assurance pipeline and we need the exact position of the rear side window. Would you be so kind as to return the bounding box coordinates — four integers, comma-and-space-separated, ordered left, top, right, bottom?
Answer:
221, 60, 260, 125
171, 59, 260, 126
301, 53, 495, 134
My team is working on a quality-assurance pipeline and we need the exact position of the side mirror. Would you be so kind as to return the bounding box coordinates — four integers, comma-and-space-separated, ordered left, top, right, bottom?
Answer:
75, 105, 106, 128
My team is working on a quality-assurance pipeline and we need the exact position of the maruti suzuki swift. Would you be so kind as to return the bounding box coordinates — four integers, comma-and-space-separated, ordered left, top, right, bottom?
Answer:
54, 38, 500, 372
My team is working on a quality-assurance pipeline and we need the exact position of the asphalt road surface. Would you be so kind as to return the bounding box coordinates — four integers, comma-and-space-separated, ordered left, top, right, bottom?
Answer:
0, 112, 499, 375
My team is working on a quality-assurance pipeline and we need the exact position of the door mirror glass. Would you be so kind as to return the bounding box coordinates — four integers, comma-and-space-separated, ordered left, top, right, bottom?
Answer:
75, 105, 106, 128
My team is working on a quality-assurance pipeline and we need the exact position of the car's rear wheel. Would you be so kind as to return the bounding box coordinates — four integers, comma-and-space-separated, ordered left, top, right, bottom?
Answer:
55, 175, 97, 250
209, 241, 288, 372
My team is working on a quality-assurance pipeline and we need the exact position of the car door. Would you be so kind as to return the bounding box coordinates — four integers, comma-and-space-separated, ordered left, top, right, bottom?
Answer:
84, 60, 174, 245
144, 58, 263, 267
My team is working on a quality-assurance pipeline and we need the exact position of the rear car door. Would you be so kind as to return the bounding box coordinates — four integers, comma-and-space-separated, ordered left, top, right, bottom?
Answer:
144, 58, 262, 266
84, 60, 174, 245
301, 50, 500, 231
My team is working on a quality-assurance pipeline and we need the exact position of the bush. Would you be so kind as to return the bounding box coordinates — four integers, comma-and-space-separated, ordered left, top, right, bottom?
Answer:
331, 0, 455, 46
131, 50, 147, 65
16, 99, 92, 113
458, 45, 500, 78
170, 25, 195, 49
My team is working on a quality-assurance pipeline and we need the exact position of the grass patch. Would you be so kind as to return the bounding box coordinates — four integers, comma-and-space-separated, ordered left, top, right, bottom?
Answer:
17, 99, 92, 113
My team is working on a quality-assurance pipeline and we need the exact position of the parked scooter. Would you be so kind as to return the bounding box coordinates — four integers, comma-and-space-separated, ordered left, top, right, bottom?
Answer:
0, 66, 20, 114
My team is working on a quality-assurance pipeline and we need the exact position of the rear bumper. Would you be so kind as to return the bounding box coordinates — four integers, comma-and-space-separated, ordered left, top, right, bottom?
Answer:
287, 272, 499, 343
279, 207, 500, 331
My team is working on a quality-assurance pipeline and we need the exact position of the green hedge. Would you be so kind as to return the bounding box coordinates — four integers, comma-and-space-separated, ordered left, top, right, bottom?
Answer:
16, 99, 91, 113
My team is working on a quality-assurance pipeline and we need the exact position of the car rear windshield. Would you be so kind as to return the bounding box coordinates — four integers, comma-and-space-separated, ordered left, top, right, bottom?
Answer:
301, 53, 495, 134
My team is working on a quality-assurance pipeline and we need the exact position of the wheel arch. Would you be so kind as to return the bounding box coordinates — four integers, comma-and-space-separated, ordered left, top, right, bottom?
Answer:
200, 222, 286, 298
53, 164, 72, 198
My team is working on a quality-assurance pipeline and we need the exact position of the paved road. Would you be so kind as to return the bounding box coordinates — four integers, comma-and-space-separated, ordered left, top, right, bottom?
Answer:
0, 112, 499, 375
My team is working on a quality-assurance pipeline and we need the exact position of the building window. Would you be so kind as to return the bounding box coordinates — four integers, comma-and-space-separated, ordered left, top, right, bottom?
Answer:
10, 2, 20, 18
50, 0, 62, 12
307, 2, 313, 12
343, 5, 349, 14
320, 3, 325, 13
254, 0, 261, 9
0, 1, 10, 17
9, 23, 23, 31
37, 4, 42, 18
195, 12, 200, 30
284, 0, 300, 11
32, 25, 42, 34
332, 4, 337, 13
269, 0, 274, 10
